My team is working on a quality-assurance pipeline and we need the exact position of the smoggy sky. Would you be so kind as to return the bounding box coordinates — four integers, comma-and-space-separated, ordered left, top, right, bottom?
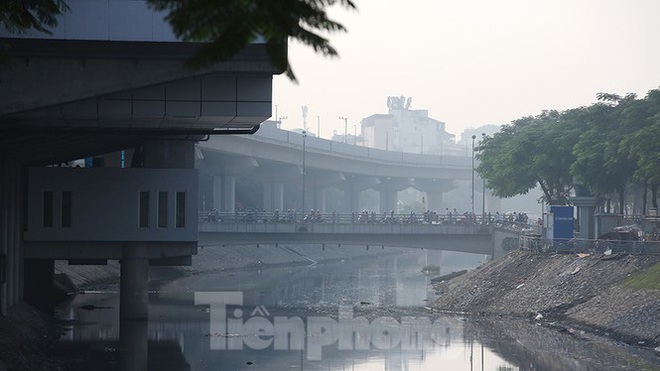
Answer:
272, 0, 660, 141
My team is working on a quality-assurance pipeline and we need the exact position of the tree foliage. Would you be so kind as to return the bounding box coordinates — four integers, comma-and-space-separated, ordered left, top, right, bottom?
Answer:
478, 87, 660, 212
0, 0, 69, 63
477, 110, 582, 205
0, 0, 355, 82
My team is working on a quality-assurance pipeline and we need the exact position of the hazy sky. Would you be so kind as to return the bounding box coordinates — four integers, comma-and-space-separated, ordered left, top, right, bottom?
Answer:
272, 0, 660, 140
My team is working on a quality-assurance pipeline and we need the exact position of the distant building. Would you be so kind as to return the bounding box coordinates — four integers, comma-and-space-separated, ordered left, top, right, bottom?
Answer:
361, 96, 454, 154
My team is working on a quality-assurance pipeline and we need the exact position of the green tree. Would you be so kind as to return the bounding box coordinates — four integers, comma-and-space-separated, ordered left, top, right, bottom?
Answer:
0, 0, 69, 63
477, 110, 582, 204
620, 89, 660, 210
571, 95, 637, 213
0, 0, 355, 82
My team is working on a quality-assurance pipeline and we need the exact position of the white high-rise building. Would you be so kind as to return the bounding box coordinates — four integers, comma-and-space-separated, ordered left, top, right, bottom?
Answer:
361, 96, 454, 154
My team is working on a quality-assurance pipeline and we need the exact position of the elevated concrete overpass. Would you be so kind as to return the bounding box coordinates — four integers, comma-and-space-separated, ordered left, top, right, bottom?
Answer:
197, 123, 498, 213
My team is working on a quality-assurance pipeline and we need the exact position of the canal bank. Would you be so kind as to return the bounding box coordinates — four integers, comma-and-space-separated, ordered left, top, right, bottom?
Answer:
431, 249, 660, 350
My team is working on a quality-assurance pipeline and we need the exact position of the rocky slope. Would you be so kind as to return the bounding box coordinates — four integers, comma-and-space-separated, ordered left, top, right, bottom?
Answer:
431, 249, 660, 347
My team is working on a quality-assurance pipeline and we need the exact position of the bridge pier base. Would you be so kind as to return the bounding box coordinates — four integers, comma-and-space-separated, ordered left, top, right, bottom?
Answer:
120, 243, 149, 321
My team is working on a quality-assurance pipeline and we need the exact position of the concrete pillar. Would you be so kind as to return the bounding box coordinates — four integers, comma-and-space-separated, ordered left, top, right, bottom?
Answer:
379, 190, 398, 213
426, 191, 443, 213
341, 176, 380, 213
274, 182, 284, 212
120, 243, 149, 320
1, 156, 24, 315
263, 181, 273, 211
23, 259, 54, 311
262, 181, 285, 212
314, 187, 326, 212
212, 175, 223, 210
343, 189, 360, 213
223, 175, 236, 212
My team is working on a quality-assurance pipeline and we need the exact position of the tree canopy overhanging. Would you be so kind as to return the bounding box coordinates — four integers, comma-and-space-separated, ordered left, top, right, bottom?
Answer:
0, 0, 356, 82
477, 87, 660, 213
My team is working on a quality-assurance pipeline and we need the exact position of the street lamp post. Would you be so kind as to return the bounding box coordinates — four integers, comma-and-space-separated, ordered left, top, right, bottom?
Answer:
317, 116, 321, 139
339, 116, 348, 143
471, 134, 476, 216
302, 130, 307, 222
481, 133, 486, 222
277, 115, 287, 129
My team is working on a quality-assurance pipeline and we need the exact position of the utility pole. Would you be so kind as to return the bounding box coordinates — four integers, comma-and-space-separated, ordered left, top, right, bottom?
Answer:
339, 116, 348, 143
471, 134, 476, 215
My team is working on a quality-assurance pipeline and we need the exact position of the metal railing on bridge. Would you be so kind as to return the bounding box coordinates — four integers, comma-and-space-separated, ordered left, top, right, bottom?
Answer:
199, 210, 535, 233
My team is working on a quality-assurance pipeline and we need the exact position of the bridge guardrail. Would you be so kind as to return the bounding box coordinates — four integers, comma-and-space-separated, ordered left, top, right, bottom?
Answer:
199, 210, 534, 231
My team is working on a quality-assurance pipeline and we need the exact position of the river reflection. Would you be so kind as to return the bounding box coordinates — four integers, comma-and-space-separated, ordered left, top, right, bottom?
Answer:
54, 251, 517, 370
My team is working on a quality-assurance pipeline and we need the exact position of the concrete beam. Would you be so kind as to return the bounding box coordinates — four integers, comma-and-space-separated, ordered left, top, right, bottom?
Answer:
413, 178, 456, 193
23, 241, 197, 260
1, 39, 277, 116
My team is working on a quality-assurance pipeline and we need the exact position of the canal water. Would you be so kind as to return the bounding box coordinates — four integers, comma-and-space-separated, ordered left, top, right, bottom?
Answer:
53, 249, 659, 370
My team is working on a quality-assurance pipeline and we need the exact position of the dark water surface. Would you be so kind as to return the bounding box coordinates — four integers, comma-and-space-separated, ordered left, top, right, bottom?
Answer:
54, 250, 659, 370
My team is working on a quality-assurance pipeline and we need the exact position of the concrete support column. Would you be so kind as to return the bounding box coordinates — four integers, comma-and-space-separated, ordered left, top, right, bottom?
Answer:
262, 181, 285, 212
223, 175, 236, 212
120, 243, 149, 320
426, 191, 443, 213
212, 175, 223, 211
274, 182, 284, 212
263, 181, 273, 211
1, 155, 24, 315
343, 189, 360, 213
23, 259, 53, 310
314, 187, 326, 212
379, 190, 398, 213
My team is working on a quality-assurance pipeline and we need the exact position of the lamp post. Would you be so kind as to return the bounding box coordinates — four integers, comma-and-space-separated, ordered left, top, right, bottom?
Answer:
481, 133, 486, 222
339, 116, 348, 143
317, 116, 321, 139
471, 134, 476, 216
277, 115, 287, 129
302, 130, 307, 222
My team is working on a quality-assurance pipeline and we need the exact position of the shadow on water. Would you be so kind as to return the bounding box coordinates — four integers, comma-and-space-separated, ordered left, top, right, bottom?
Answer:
55, 319, 190, 371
